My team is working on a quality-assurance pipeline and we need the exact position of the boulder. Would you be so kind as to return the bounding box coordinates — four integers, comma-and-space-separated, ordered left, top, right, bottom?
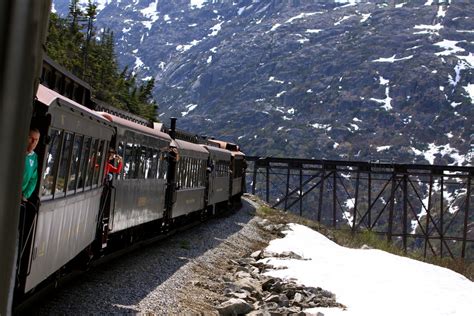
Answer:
217, 298, 254, 316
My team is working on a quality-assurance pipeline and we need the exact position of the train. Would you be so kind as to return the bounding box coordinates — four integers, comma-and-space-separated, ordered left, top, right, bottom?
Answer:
14, 57, 246, 305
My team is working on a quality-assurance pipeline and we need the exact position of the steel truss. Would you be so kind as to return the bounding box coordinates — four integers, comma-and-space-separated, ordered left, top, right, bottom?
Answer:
247, 156, 473, 260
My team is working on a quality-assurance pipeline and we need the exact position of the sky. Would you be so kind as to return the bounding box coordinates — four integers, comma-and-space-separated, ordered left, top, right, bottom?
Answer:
262, 224, 474, 316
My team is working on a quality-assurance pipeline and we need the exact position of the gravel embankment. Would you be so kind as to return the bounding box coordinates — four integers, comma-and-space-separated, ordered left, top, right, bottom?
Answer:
36, 196, 272, 314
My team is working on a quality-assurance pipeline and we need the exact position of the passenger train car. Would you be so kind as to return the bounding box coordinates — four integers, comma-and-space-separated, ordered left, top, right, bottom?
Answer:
14, 62, 246, 305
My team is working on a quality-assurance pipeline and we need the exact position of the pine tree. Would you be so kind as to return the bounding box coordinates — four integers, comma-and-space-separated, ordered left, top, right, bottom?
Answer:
45, 1, 159, 122
83, 0, 97, 80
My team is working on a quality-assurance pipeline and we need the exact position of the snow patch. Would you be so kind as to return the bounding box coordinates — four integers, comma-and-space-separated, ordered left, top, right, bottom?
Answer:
190, 0, 207, 9
181, 104, 198, 117
372, 55, 413, 63
413, 23, 443, 35
286, 12, 323, 24
209, 21, 224, 36
434, 40, 465, 56
376, 145, 391, 152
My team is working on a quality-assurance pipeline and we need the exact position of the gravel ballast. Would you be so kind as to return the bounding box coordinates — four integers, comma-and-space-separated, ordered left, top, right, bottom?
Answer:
37, 197, 272, 314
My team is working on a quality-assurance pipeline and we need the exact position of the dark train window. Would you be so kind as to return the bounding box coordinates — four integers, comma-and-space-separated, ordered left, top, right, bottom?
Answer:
149, 149, 159, 179
215, 160, 229, 177
99, 141, 108, 183
123, 142, 134, 179
93, 140, 106, 185
65, 80, 73, 99
67, 134, 84, 193
176, 156, 206, 189
176, 159, 182, 188
185, 157, 191, 187
178, 158, 185, 188
131, 144, 139, 179
234, 158, 244, 178
137, 146, 147, 179
158, 152, 167, 179
191, 158, 197, 187
116, 142, 124, 180
85, 139, 98, 187
41, 129, 62, 198
144, 147, 154, 179
188, 158, 194, 188
55, 132, 74, 197
188, 158, 192, 187
200, 160, 207, 186
77, 137, 91, 191
117, 142, 124, 157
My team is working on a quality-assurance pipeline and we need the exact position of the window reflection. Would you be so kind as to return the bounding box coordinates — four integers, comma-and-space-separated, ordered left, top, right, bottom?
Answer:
67, 134, 84, 193
41, 129, 62, 197
55, 132, 73, 197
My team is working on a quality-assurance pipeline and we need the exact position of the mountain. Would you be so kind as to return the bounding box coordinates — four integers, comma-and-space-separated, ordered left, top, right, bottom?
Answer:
51, 0, 473, 165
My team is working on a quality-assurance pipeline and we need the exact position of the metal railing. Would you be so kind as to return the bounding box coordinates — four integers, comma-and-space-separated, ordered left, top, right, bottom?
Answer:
247, 156, 474, 260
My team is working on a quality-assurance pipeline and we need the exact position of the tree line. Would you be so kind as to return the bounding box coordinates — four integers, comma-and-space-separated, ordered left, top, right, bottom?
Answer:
46, 0, 158, 121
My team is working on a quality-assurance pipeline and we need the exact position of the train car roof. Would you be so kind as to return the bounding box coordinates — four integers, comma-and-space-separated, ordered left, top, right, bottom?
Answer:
97, 112, 171, 142
208, 139, 242, 153
173, 139, 208, 159
231, 151, 246, 158
202, 145, 232, 161
36, 84, 111, 125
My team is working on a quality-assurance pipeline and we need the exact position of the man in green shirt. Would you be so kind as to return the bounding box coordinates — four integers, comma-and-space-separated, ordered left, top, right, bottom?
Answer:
22, 128, 40, 201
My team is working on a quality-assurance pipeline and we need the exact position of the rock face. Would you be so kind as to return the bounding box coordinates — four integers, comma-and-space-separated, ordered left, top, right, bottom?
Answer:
53, 0, 473, 165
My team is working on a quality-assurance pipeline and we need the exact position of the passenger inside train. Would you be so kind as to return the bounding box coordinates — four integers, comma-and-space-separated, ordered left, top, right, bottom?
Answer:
105, 148, 123, 181
22, 127, 40, 202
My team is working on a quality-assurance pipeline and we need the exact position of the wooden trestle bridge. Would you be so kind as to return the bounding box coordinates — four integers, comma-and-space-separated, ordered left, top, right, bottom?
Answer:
246, 156, 474, 261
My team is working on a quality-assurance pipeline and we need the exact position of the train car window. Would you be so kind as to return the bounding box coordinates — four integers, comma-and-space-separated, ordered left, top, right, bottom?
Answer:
41, 129, 62, 198
194, 158, 199, 188
216, 160, 228, 177
190, 158, 195, 188
144, 148, 153, 179
123, 142, 134, 179
85, 139, 99, 188
132, 144, 140, 179
93, 140, 106, 185
159, 152, 167, 179
175, 159, 180, 188
200, 160, 207, 187
99, 141, 108, 183
176, 159, 181, 188
178, 158, 184, 188
188, 158, 193, 188
67, 134, 84, 193
234, 159, 244, 178
200, 159, 205, 186
55, 132, 74, 197
194, 159, 199, 188
183, 157, 189, 188
192, 158, 197, 187
136, 145, 143, 179
186, 157, 191, 188
117, 142, 124, 180
77, 137, 91, 191
138, 146, 147, 179
149, 149, 158, 179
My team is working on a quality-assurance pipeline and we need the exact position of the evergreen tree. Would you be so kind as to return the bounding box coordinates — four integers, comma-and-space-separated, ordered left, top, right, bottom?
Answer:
83, 0, 97, 79
45, 1, 159, 122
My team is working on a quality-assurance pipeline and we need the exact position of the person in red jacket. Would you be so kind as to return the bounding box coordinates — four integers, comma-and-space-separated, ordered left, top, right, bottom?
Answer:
105, 148, 123, 181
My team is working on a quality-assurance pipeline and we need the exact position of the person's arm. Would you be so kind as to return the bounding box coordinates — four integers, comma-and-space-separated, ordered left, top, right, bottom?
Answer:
108, 158, 123, 174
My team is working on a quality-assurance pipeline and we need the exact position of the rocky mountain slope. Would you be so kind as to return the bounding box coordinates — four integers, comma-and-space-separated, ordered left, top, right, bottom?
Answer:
52, 0, 473, 165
